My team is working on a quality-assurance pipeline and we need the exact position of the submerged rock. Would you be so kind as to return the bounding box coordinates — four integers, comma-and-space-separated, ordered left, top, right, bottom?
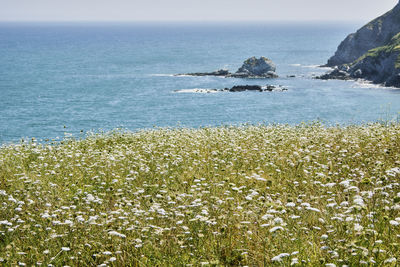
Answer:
173, 85, 287, 93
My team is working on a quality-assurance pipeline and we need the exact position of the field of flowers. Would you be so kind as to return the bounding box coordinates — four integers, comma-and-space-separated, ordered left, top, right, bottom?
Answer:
0, 124, 400, 266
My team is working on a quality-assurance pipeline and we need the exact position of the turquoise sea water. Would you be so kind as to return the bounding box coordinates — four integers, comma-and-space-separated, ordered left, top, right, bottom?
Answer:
1, 22, 400, 144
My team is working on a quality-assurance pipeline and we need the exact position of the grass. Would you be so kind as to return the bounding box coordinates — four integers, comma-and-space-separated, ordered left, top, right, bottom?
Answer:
0, 123, 400, 266
355, 33, 400, 69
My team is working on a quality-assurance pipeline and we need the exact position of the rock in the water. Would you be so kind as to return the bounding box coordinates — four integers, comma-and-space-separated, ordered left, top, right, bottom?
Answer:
177, 57, 278, 78
326, 2, 400, 67
231, 57, 278, 78
352, 69, 363, 78
226, 85, 287, 92
228, 85, 263, 92
177, 69, 230, 77
316, 68, 352, 80
173, 85, 287, 93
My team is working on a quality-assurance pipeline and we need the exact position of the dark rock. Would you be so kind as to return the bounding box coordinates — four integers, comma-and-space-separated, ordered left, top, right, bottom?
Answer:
228, 85, 263, 92
316, 68, 352, 80
229, 71, 278, 79
338, 65, 350, 72
352, 69, 363, 78
177, 69, 231, 77
386, 73, 400, 87
227, 85, 287, 92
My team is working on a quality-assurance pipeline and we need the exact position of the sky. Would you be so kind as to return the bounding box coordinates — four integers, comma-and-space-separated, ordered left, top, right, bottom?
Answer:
0, 0, 398, 22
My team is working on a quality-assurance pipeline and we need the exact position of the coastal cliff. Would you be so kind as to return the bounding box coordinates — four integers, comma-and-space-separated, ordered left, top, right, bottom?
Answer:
327, 1, 400, 67
321, 1, 400, 87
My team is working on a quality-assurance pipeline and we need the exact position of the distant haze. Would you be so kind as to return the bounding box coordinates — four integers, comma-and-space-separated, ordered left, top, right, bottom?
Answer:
0, 0, 397, 22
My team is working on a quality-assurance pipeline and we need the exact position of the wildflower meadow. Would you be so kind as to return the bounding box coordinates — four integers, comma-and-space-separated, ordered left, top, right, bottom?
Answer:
0, 123, 399, 266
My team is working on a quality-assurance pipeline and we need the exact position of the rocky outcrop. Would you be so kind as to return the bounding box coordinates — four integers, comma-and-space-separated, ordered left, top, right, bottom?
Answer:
227, 85, 286, 92
326, 1, 400, 67
320, 1, 400, 88
231, 57, 278, 78
319, 32, 400, 87
180, 69, 230, 77
316, 66, 352, 81
177, 57, 278, 78
348, 42, 400, 86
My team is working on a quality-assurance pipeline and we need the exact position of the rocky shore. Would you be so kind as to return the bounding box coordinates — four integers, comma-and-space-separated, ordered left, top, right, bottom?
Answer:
319, 1, 400, 88
177, 57, 278, 79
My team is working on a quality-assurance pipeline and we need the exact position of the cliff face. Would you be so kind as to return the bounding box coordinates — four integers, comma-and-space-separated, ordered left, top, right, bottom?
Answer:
320, 1, 400, 87
327, 2, 400, 67
348, 32, 400, 86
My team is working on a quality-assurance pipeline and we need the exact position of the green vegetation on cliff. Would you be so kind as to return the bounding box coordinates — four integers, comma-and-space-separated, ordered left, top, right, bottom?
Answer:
356, 32, 400, 69
1, 124, 400, 266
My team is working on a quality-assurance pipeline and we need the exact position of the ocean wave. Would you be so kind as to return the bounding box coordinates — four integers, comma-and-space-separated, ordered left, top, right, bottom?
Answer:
352, 80, 399, 90
149, 74, 175, 77
173, 88, 220, 94
302, 64, 322, 69
289, 63, 331, 70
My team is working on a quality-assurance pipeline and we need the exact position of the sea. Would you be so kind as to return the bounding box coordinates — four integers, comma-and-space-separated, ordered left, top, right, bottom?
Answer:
1, 22, 400, 144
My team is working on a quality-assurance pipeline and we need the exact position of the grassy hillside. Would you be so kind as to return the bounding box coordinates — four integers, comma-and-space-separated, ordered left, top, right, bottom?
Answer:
1, 124, 400, 266
355, 32, 400, 69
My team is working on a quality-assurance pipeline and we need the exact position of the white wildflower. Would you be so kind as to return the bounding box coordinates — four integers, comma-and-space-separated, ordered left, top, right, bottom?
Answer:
353, 195, 365, 207
270, 226, 284, 233
261, 214, 274, 220
271, 253, 290, 262
384, 257, 396, 264
108, 231, 126, 238
291, 258, 299, 265
306, 207, 321, 212
286, 202, 296, 207
273, 217, 284, 225
354, 223, 364, 232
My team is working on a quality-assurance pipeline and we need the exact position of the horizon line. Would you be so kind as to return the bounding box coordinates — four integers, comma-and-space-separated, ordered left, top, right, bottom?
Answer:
0, 19, 367, 23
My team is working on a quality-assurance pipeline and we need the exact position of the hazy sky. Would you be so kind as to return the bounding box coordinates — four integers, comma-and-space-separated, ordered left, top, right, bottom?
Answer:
0, 0, 398, 22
